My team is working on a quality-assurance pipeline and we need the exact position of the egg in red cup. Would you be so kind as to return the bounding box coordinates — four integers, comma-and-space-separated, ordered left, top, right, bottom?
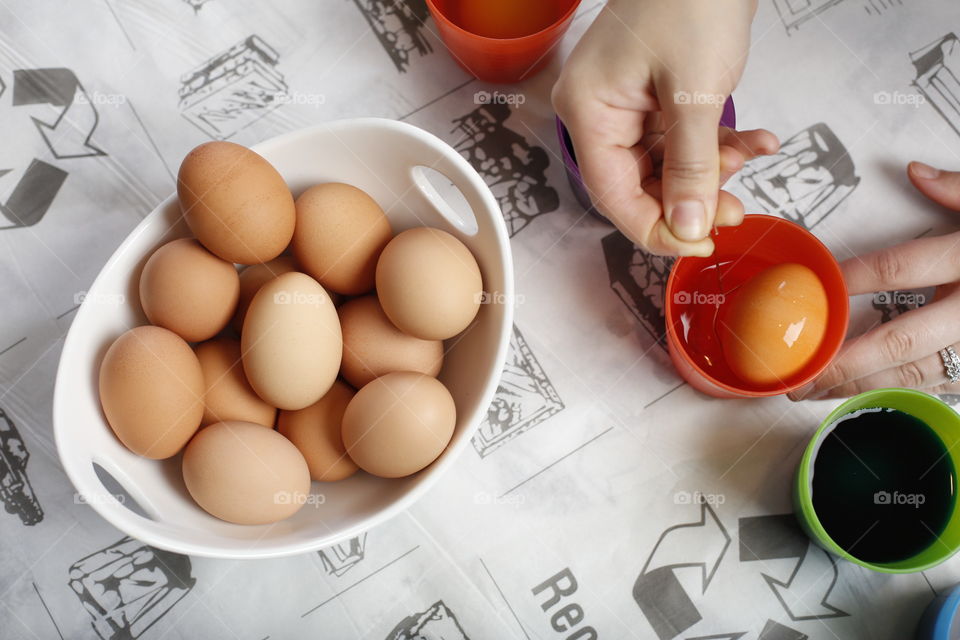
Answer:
664, 214, 849, 398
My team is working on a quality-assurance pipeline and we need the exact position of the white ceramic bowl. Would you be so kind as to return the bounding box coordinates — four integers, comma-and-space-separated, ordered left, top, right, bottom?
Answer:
53, 119, 513, 558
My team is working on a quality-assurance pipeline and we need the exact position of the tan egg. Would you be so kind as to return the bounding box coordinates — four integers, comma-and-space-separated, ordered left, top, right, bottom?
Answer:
98, 326, 203, 459
233, 256, 298, 332
182, 421, 311, 525
375, 227, 482, 340
195, 338, 276, 428
341, 372, 456, 478
277, 381, 358, 482
720, 263, 828, 386
338, 295, 443, 388
178, 141, 295, 264
292, 183, 393, 295
242, 272, 342, 410
139, 238, 240, 342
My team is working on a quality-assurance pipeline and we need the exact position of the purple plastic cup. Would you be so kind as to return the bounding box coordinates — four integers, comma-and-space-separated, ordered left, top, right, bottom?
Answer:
556, 96, 737, 215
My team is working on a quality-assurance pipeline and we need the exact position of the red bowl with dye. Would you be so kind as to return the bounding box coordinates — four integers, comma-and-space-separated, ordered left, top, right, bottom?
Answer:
426, 0, 582, 83
664, 215, 849, 398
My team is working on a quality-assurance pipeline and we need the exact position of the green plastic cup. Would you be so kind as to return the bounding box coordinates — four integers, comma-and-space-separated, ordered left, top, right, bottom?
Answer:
794, 388, 960, 573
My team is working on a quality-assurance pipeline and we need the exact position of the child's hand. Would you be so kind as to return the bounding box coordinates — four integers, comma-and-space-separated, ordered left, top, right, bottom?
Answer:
790, 163, 960, 400
553, 0, 778, 256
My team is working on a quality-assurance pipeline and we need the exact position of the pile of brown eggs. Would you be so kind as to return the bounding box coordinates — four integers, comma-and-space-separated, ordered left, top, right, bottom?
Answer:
97, 141, 483, 525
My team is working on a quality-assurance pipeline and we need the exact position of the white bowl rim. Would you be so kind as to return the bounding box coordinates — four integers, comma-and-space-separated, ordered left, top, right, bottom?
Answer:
53, 117, 514, 559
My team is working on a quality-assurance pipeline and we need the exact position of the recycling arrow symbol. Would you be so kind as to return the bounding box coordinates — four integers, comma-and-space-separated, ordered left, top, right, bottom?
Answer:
633, 501, 732, 640
1, 68, 106, 228
12, 68, 106, 159
762, 546, 848, 621
739, 514, 849, 621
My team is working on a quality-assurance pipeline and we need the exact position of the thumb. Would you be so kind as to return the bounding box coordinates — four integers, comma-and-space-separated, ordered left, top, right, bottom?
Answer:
908, 161, 960, 211
660, 91, 723, 242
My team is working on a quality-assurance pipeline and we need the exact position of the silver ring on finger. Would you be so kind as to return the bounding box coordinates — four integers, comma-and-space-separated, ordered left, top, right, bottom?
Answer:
939, 346, 960, 384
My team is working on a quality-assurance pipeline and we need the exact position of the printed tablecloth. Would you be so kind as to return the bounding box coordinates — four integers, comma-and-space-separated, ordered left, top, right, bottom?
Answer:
2, 0, 960, 638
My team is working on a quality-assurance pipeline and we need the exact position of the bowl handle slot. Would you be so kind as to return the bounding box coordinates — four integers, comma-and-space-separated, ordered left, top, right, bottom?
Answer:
91, 462, 155, 520
410, 165, 480, 235
403, 132, 507, 244
82, 455, 167, 522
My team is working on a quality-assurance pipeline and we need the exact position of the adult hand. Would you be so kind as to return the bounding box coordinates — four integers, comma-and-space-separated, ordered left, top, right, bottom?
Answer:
790, 162, 960, 400
552, 0, 779, 256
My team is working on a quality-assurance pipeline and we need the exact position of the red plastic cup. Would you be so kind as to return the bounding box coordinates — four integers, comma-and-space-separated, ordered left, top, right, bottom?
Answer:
425, 0, 583, 83
664, 215, 849, 398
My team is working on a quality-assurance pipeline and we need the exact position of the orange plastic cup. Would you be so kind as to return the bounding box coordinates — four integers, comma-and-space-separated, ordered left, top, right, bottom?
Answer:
426, 0, 583, 83
664, 215, 849, 398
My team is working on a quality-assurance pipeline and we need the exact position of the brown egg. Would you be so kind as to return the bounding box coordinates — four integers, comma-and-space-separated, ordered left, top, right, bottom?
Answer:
242, 272, 342, 410
182, 421, 311, 525
338, 295, 443, 388
341, 372, 456, 478
292, 183, 393, 296
376, 227, 482, 340
720, 263, 828, 386
139, 238, 240, 342
98, 326, 203, 459
277, 381, 358, 482
233, 256, 298, 332
195, 338, 276, 428
177, 141, 295, 264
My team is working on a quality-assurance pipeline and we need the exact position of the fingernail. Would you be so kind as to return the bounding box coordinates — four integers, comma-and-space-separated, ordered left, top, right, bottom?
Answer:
669, 200, 707, 241
911, 161, 940, 180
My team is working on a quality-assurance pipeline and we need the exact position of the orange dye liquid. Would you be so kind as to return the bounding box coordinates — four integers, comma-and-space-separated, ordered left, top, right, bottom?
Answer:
674, 254, 774, 385
446, 0, 575, 38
